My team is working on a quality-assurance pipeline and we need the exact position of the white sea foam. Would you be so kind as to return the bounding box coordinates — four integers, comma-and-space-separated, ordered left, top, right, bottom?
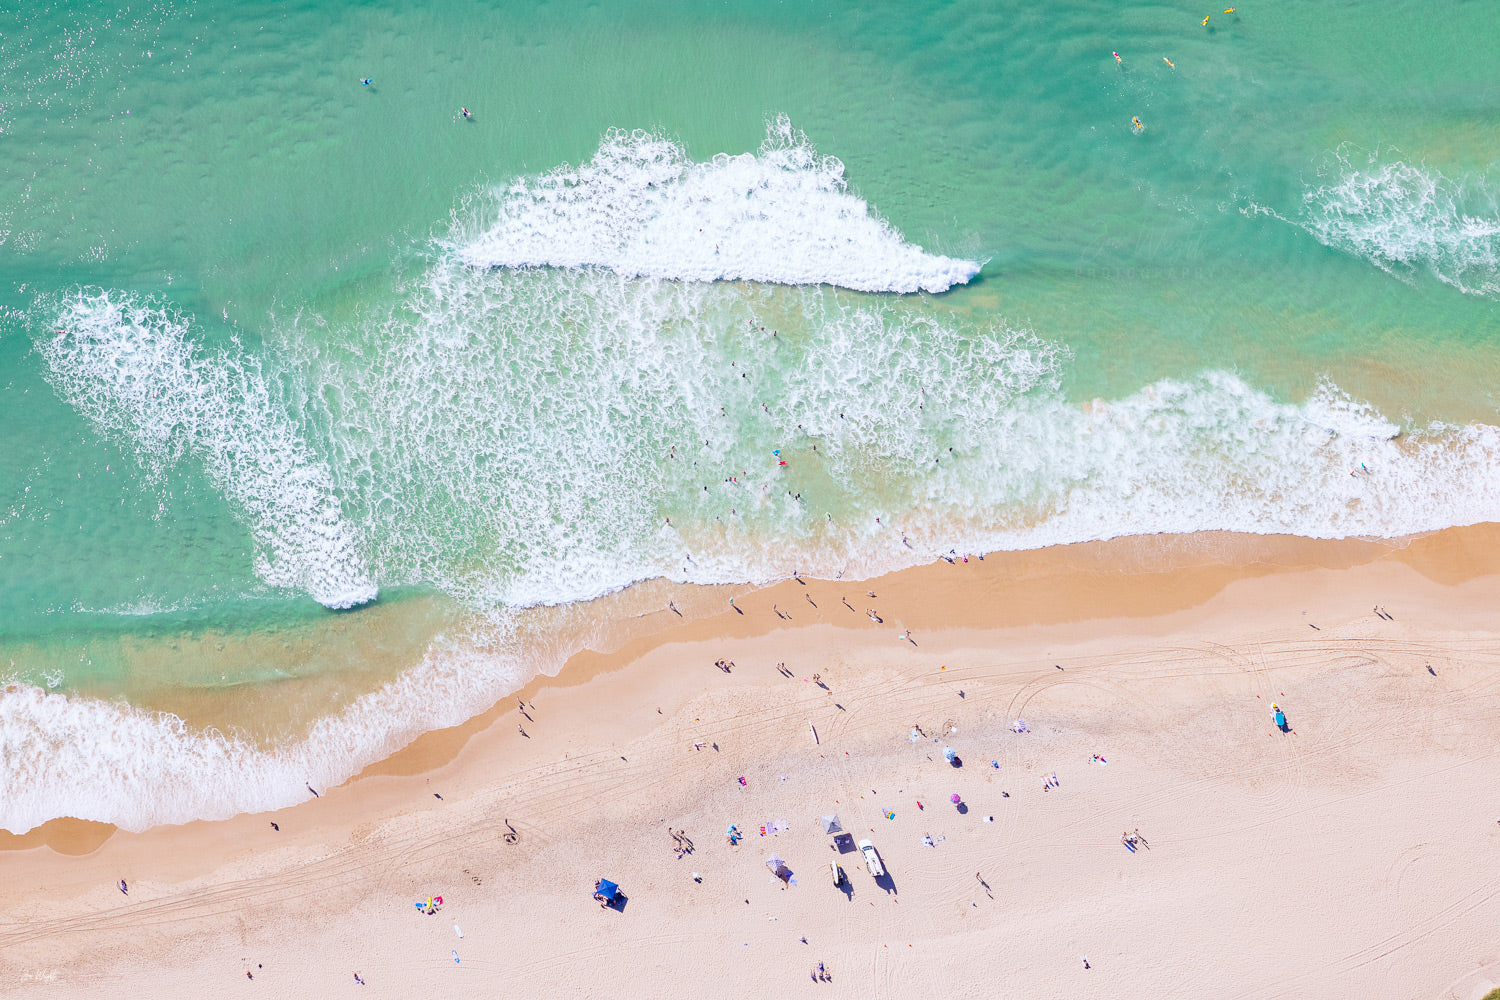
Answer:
952, 374, 1500, 555
37, 291, 377, 609
1301, 156, 1500, 297
280, 265, 1064, 609
449, 115, 982, 294
0, 611, 529, 833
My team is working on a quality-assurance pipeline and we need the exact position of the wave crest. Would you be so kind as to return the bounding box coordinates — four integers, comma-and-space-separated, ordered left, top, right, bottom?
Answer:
450, 115, 982, 293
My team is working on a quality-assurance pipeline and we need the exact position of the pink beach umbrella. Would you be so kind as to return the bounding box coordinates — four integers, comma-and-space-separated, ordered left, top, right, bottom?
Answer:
950, 794, 962, 804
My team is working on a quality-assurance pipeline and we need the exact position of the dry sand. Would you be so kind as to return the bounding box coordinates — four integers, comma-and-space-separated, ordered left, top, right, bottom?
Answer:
5, 528, 1500, 998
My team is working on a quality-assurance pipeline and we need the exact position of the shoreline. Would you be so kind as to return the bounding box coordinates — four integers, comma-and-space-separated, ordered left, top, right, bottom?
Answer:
8, 522, 1500, 854
5, 524, 1500, 995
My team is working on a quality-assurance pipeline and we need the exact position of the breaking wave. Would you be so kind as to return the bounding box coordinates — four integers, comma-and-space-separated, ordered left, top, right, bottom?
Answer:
37, 290, 377, 609
1301, 155, 1500, 297
0, 612, 526, 833
450, 115, 982, 294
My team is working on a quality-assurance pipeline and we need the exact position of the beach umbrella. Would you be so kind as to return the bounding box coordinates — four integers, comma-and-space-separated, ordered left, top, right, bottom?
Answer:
950, 793, 962, 804
820, 814, 843, 834
943, 747, 957, 762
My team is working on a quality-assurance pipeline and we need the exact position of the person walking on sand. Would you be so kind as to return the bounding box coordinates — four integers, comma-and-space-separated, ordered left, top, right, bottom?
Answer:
119, 879, 128, 895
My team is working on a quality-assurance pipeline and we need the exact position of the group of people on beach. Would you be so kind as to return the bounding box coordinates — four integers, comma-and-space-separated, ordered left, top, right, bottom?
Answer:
671, 829, 694, 858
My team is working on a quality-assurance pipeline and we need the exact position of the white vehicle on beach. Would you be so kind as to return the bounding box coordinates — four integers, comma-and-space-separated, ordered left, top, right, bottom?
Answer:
857, 839, 884, 877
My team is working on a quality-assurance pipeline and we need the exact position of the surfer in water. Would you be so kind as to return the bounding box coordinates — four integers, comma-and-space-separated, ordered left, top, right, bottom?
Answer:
1131, 116, 1144, 133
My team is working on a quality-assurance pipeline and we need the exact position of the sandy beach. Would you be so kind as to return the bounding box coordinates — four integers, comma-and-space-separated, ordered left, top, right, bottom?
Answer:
5, 527, 1500, 999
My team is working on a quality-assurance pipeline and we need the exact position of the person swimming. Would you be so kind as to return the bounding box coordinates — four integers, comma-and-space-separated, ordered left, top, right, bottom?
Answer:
361, 77, 372, 86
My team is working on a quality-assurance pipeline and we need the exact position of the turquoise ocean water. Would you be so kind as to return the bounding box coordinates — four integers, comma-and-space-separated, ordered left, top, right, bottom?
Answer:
3, 0, 1499, 832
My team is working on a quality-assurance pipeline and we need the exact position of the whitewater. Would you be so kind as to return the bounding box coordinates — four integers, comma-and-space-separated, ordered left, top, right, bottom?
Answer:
451, 116, 982, 294
1300, 151, 1500, 298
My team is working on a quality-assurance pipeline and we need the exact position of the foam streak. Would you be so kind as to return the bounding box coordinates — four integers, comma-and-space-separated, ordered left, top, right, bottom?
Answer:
39, 291, 377, 609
